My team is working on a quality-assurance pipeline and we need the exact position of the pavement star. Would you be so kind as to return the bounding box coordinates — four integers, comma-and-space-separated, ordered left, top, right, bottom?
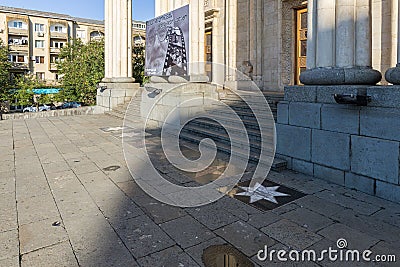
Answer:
235, 182, 290, 204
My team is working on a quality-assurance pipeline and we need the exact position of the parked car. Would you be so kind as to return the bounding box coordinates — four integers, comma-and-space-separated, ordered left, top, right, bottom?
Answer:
62, 102, 82, 109
22, 104, 51, 112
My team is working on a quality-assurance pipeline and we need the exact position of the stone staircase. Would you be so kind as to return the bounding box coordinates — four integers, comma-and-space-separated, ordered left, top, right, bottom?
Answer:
105, 88, 287, 171
105, 89, 142, 123
179, 90, 287, 171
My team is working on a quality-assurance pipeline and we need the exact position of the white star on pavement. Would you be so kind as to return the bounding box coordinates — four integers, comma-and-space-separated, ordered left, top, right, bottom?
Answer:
104, 127, 124, 132
235, 182, 290, 204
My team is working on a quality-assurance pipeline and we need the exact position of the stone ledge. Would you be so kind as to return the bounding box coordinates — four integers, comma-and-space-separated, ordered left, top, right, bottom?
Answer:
300, 67, 382, 85
285, 85, 400, 108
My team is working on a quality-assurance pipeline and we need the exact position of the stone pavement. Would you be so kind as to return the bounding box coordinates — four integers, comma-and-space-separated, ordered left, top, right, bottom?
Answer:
0, 115, 399, 267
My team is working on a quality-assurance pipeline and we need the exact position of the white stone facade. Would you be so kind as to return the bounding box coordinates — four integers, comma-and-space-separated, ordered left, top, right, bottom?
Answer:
155, 0, 399, 90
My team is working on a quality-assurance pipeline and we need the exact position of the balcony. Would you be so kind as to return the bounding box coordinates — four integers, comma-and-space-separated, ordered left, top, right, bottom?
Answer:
10, 62, 29, 70
8, 44, 28, 53
50, 31, 67, 39
50, 47, 61, 54
8, 27, 28, 36
50, 63, 58, 71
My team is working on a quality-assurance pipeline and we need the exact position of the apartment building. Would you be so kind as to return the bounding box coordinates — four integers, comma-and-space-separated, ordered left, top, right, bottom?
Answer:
0, 6, 146, 84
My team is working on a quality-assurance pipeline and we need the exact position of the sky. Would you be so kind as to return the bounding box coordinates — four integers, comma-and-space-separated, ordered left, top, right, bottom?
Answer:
0, 0, 155, 22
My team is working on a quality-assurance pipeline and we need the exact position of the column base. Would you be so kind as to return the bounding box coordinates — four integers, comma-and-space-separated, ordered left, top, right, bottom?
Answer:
300, 67, 382, 85
385, 64, 400, 85
96, 81, 140, 112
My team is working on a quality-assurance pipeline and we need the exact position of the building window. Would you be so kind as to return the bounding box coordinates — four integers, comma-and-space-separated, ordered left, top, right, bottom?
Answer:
35, 56, 45, 64
36, 72, 45, 81
51, 56, 62, 63
52, 41, 64, 48
76, 30, 85, 39
35, 40, 45, 48
8, 37, 28, 45
12, 21, 23, 28
9, 55, 26, 63
35, 23, 45, 32
54, 26, 63, 32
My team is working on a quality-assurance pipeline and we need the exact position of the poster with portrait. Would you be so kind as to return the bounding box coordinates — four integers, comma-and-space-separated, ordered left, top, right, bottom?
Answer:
145, 5, 189, 76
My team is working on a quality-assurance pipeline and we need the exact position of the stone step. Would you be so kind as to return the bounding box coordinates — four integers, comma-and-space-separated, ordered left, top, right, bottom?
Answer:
180, 125, 274, 153
179, 131, 286, 172
188, 118, 260, 137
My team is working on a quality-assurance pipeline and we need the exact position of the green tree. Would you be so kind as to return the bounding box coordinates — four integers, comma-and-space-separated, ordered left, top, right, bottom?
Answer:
13, 74, 48, 107
0, 39, 11, 102
57, 39, 104, 105
132, 45, 147, 85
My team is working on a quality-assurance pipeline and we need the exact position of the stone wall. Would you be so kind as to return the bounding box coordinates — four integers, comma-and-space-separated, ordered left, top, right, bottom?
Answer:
276, 85, 400, 204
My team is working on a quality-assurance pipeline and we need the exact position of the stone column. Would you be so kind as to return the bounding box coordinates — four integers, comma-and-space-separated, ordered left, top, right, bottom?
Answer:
300, 0, 381, 85
225, 0, 237, 82
103, 0, 134, 82
385, 0, 400, 84
98, 0, 139, 111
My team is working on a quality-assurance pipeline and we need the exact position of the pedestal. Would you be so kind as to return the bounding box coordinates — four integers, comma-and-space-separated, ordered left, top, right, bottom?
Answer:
142, 80, 218, 129
300, 67, 382, 85
96, 81, 140, 112
385, 64, 400, 85
276, 85, 400, 204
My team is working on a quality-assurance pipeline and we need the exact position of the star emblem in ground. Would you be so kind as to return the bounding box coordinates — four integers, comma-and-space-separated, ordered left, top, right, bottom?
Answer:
235, 182, 290, 204
104, 127, 124, 132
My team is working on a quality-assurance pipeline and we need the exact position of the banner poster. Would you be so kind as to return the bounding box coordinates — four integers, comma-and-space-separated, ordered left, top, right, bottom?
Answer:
145, 5, 189, 76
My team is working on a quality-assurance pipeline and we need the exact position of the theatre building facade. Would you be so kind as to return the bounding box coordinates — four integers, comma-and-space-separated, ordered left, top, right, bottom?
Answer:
155, 0, 398, 91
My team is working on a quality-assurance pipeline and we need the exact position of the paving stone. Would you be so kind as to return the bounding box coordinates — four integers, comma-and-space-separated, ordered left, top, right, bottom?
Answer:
0, 161, 14, 173
369, 241, 399, 267
281, 207, 334, 232
293, 195, 344, 217
186, 201, 238, 230
16, 175, 50, 200
271, 203, 299, 215
313, 190, 381, 216
0, 230, 19, 260
371, 209, 400, 228
160, 215, 216, 249
42, 161, 72, 175
247, 211, 281, 229
116, 215, 175, 258
329, 208, 400, 245
19, 217, 68, 254
215, 221, 276, 257
0, 197, 17, 233
140, 200, 187, 224
318, 223, 379, 250
261, 219, 322, 250
21, 241, 78, 267
0, 256, 19, 267
137, 246, 200, 267
17, 193, 60, 225
218, 196, 261, 221
184, 237, 227, 266
63, 215, 138, 267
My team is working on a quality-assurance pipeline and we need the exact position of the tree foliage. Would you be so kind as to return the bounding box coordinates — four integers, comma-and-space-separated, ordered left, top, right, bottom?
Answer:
0, 39, 11, 102
132, 45, 147, 85
12, 75, 46, 106
57, 39, 105, 105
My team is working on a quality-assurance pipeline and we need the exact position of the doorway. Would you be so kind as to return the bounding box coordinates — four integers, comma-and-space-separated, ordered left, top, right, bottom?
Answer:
205, 30, 212, 81
295, 8, 307, 85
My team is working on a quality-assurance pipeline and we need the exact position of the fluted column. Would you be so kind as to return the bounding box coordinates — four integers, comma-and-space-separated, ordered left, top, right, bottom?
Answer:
300, 0, 381, 85
102, 0, 134, 82
385, 0, 400, 84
